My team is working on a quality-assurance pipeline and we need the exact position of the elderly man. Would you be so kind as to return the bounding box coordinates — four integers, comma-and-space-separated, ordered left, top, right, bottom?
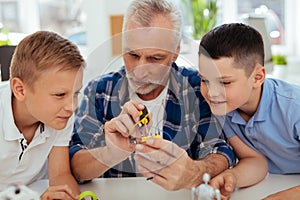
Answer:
69, 0, 235, 191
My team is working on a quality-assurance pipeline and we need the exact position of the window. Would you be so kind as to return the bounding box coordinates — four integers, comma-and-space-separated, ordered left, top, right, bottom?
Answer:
237, 0, 285, 45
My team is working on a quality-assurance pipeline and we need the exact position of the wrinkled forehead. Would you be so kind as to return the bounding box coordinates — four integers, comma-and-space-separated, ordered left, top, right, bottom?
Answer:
122, 27, 180, 53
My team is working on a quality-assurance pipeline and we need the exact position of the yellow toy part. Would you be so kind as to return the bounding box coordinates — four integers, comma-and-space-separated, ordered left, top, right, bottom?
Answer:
78, 190, 98, 200
141, 134, 161, 143
138, 107, 150, 127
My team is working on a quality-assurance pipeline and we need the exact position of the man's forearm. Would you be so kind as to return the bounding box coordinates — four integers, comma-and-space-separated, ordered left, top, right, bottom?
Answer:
191, 153, 229, 187
71, 148, 110, 182
71, 147, 132, 182
201, 153, 229, 177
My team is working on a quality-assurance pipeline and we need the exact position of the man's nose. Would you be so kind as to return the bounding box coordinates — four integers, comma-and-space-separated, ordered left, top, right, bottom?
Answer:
133, 63, 148, 79
137, 57, 148, 66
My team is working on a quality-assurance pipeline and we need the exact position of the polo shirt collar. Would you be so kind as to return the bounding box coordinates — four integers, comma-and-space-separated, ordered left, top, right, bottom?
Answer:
252, 79, 271, 121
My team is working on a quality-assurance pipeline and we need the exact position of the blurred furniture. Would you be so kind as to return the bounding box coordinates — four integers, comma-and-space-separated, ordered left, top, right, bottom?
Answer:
110, 14, 123, 56
242, 15, 273, 73
0, 45, 16, 81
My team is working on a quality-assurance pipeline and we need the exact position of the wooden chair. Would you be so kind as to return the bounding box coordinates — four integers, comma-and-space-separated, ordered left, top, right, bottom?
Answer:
0, 45, 16, 81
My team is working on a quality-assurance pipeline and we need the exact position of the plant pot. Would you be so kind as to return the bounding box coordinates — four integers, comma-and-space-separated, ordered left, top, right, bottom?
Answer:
272, 64, 287, 80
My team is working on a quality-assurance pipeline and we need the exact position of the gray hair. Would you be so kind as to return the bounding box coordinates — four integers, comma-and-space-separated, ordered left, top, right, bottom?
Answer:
123, 0, 182, 36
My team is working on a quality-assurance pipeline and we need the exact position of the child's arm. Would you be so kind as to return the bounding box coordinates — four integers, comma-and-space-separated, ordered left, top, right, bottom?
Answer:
44, 146, 80, 200
210, 135, 268, 199
262, 185, 300, 200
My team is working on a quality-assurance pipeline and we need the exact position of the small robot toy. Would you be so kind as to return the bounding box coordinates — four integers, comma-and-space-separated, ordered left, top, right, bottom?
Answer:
192, 173, 221, 200
0, 184, 39, 200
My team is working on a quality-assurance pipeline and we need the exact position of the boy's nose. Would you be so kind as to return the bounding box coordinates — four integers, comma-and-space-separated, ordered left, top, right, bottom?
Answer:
65, 96, 77, 112
208, 85, 222, 97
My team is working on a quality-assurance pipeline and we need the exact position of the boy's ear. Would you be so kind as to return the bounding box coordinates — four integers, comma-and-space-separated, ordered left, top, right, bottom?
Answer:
253, 64, 266, 88
10, 77, 26, 101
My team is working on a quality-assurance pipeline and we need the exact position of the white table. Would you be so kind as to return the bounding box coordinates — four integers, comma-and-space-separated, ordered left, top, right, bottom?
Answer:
231, 174, 300, 200
29, 174, 300, 200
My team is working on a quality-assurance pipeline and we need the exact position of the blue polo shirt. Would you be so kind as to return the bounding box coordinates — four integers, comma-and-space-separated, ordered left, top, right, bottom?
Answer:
217, 78, 300, 174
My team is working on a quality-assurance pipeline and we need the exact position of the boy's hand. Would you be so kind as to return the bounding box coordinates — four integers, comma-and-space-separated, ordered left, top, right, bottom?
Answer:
209, 170, 236, 200
40, 185, 77, 200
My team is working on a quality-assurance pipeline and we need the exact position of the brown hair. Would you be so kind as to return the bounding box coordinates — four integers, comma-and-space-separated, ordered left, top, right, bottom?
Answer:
10, 31, 85, 87
199, 23, 264, 77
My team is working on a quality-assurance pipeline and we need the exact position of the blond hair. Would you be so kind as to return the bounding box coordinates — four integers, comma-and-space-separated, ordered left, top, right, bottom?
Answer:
10, 31, 85, 87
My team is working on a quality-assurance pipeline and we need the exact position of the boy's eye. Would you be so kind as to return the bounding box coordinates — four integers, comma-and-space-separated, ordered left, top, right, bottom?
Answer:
55, 93, 65, 97
201, 79, 209, 83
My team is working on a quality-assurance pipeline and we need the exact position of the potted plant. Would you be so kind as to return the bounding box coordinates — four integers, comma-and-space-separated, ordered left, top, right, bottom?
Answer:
182, 0, 218, 40
272, 54, 287, 65
272, 54, 288, 79
0, 23, 11, 46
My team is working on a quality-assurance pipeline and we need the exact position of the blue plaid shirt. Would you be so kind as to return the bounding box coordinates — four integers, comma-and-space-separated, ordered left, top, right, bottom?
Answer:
70, 63, 236, 178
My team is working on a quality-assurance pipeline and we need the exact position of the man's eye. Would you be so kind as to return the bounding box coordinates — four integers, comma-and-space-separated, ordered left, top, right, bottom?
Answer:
152, 57, 162, 61
201, 79, 209, 83
221, 81, 231, 85
74, 91, 81, 97
129, 52, 139, 58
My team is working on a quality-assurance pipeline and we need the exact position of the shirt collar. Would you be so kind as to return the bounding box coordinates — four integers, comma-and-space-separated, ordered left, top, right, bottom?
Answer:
254, 78, 272, 121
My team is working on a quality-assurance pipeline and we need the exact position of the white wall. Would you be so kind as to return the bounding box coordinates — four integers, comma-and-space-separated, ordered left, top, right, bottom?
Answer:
82, 0, 300, 82
220, 0, 238, 23
18, 0, 40, 33
82, 0, 133, 87
285, 0, 300, 57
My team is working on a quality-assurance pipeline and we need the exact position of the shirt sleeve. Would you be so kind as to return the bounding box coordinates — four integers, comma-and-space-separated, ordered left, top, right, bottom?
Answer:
194, 112, 236, 168
69, 79, 106, 159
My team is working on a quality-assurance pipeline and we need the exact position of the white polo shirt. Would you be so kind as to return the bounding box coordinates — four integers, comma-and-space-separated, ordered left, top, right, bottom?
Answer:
0, 82, 73, 191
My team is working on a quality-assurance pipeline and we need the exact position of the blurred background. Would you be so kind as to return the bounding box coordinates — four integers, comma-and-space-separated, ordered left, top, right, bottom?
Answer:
1, 0, 299, 85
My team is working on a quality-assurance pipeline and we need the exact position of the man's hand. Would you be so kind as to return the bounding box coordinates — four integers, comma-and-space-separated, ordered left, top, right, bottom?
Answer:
71, 100, 146, 181
134, 138, 205, 191
262, 185, 300, 200
103, 100, 145, 163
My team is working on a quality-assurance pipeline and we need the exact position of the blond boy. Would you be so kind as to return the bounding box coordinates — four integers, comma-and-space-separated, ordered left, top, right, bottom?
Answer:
0, 31, 85, 199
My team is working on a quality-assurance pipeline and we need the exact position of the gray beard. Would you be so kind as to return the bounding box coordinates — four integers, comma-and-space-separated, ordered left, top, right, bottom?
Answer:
127, 79, 160, 95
